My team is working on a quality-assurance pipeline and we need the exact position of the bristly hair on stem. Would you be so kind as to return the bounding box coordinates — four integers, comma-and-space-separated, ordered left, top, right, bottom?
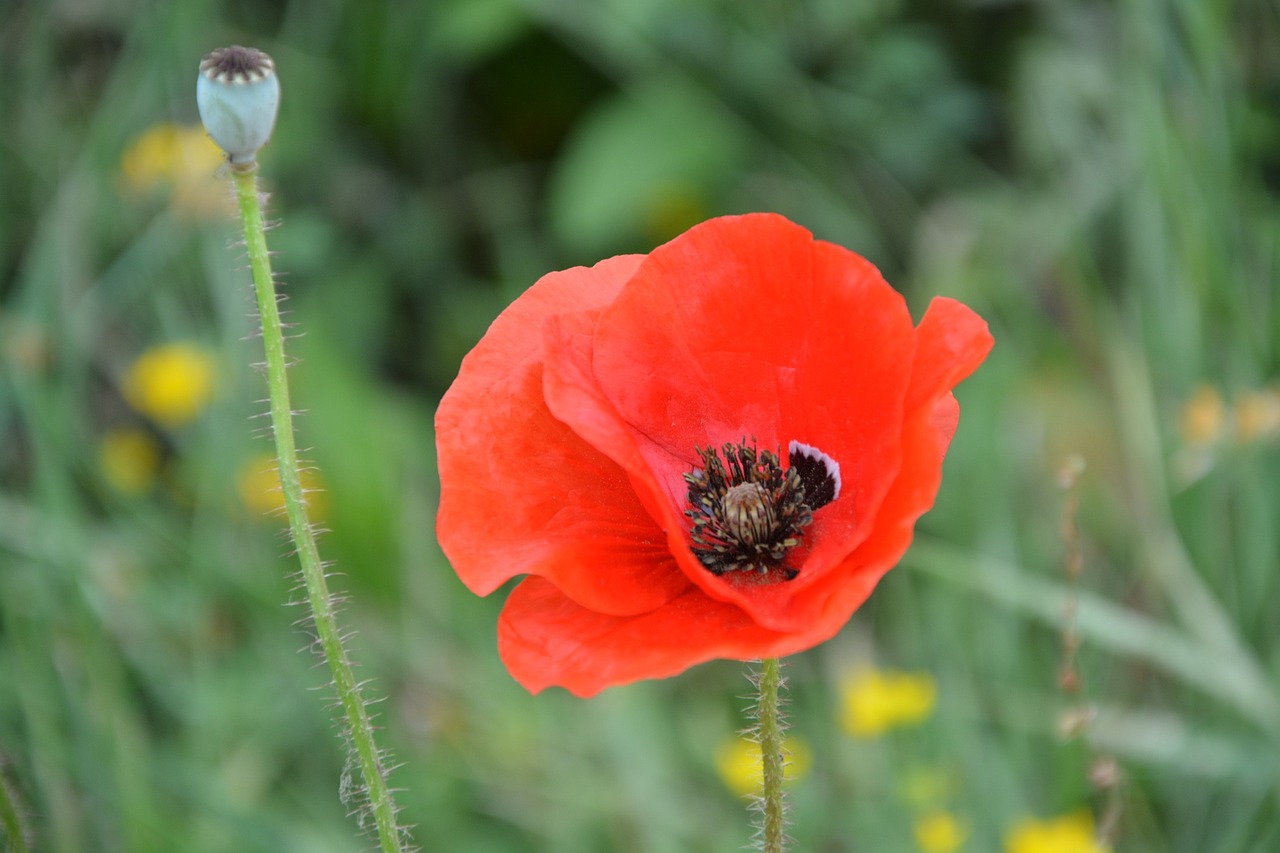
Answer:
746, 658, 790, 853
230, 165, 413, 853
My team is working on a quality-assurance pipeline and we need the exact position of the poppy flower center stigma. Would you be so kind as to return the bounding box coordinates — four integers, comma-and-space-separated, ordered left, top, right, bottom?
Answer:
684, 439, 841, 581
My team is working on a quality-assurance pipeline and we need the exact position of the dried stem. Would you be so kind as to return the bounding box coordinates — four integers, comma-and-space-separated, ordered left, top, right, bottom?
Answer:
1057, 455, 1123, 848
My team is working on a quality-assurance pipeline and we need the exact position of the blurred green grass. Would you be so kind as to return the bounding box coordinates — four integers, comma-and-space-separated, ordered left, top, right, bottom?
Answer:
2, 0, 1279, 851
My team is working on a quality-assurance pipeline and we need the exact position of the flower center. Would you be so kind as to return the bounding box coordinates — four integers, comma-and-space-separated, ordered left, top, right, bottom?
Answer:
684, 439, 841, 581
720, 482, 776, 545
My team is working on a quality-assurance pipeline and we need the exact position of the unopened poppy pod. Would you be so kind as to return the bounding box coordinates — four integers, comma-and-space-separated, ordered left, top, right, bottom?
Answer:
436, 213, 992, 696
196, 45, 279, 166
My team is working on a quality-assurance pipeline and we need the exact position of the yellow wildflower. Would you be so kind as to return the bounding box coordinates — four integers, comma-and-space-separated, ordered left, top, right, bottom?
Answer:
714, 735, 811, 798
1178, 384, 1226, 446
1005, 812, 1109, 853
840, 669, 937, 738
99, 427, 163, 494
236, 452, 328, 520
914, 810, 967, 853
120, 123, 227, 218
122, 343, 216, 427
1233, 387, 1280, 443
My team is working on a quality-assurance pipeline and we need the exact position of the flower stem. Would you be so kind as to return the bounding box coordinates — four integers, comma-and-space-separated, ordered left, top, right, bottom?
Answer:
757, 657, 786, 853
231, 166, 408, 853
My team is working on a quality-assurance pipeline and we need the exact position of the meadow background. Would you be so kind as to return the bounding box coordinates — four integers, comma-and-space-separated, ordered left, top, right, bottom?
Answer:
2, 1, 1279, 851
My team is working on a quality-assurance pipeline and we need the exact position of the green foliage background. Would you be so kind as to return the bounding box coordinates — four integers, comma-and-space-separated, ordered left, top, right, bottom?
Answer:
1, 0, 1278, 850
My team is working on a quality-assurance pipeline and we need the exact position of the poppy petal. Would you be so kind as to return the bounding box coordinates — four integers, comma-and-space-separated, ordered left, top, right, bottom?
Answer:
497, 394, 967, 697
542, 308, 709, 597
498, 576, 806, 697
787, 393, 964, 635
787, 299, 992, 630
436, 255, 689, 617
576, 214, 916, 627
907, 297, 993, 413
591, 214, 914, 499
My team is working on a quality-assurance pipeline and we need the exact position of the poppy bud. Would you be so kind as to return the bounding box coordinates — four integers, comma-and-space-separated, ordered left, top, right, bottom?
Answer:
196, 46, 279, 167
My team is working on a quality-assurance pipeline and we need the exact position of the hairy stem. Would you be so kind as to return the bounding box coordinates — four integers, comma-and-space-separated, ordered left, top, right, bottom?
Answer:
757, 657, 786, 853
232, 166, 408, 853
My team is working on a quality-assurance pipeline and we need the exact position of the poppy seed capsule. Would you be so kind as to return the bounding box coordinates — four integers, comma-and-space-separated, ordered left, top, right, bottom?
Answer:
197, 46, 279, 167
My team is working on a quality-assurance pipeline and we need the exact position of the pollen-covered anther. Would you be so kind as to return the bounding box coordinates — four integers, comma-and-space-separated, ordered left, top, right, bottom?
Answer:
684, 439, 839, 581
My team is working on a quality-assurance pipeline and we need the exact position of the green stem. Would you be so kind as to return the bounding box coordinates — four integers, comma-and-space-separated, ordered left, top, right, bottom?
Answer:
758, 657, 786, 853
232, 166, 407, 853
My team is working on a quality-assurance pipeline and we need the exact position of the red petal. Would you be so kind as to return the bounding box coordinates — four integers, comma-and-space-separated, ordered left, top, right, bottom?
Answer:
541, 307, 709, 598
499, 391, 974, 696
906, 297, 994, 415
695, 293, 991, 634
436, 255, 689, 616
784, 299, 992, 631
786, 393, 963, 634
498, 577, 807, 697
568, 214, 916, 628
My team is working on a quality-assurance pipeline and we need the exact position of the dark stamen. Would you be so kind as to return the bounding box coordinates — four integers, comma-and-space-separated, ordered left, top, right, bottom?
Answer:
684, 439, 841, 581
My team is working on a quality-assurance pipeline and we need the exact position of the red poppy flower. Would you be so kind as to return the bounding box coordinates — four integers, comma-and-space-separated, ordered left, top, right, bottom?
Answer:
436, 213, 992, 697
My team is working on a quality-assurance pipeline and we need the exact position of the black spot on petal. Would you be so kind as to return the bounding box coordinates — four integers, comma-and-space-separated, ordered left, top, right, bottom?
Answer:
787, 440, 841, 510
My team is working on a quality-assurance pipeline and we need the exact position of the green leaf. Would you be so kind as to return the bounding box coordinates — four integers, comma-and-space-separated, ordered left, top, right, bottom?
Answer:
549, 78, 744, 253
